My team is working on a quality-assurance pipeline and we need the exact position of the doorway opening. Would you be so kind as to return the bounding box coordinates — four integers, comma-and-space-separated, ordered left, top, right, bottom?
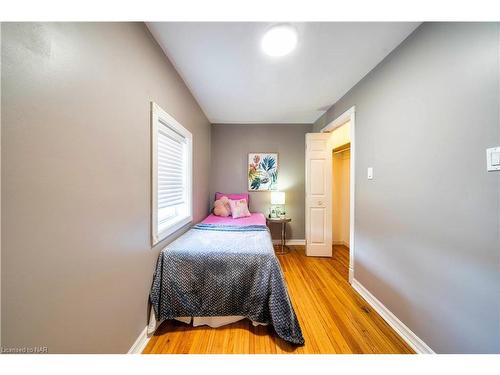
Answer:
332, 142, 350, 281
321, 106, 355, 284
304, 106, 355, 282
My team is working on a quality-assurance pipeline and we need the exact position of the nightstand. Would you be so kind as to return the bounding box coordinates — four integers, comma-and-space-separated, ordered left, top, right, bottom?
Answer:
266, 217, 292, 255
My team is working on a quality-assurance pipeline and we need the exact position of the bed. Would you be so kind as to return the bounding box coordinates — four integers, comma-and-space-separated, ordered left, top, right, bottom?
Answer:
148, 212, 304, 345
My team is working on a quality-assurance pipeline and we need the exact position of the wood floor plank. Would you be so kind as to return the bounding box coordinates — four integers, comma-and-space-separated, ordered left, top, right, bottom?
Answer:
143, 245, 415, 354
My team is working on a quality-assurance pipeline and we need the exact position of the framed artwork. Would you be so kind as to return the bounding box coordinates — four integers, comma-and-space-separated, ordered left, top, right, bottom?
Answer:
248, 153, 278, 191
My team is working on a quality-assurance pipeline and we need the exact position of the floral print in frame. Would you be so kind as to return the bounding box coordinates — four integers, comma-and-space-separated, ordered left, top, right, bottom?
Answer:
248, 153, 278, 191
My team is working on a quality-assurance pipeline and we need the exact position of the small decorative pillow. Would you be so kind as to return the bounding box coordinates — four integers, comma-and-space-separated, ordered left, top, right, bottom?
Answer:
228, 198, 251, 219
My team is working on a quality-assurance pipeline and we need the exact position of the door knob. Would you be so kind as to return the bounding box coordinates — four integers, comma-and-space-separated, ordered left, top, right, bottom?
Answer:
318, 201, 323, 206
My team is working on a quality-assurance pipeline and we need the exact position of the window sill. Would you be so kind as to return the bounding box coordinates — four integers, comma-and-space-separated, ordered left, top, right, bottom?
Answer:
154, 215, 192, 246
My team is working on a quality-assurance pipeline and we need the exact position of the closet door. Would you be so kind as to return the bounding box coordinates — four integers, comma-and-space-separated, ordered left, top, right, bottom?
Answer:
305, 133, 332, 257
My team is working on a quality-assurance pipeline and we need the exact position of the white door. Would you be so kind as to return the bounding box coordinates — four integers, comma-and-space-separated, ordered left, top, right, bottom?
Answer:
305, 133, 332, 257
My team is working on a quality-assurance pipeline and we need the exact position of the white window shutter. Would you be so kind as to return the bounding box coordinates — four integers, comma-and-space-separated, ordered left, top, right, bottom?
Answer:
157, 127, 186, 211
151, 102, 193, 245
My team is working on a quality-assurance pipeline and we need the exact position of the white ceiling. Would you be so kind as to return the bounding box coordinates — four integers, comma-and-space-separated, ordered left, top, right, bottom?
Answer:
147, 22, 420, 124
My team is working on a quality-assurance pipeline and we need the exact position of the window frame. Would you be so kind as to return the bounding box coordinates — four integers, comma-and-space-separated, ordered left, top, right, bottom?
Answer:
151, 102, 193, 245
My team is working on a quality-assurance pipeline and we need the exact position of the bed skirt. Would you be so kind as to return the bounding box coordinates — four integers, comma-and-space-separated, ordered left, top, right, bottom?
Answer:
147, 309, 266, 336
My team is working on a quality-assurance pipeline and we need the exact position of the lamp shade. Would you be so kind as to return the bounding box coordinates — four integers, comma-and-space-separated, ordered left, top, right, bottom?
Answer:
271, 191, 285, 205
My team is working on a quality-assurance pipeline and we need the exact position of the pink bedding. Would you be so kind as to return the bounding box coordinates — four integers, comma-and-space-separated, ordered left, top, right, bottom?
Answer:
201, 212, 266, 226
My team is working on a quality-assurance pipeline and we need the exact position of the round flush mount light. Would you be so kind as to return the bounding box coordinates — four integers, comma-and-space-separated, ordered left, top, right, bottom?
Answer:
261, 24, 298, 57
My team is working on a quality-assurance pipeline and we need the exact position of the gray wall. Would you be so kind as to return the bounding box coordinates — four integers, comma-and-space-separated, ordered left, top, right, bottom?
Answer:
1, 23, 211, 353
314, 23, 500, 353
211, 124, 311, 240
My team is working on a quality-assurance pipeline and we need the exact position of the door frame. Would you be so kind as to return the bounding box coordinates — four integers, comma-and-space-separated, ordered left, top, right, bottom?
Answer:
320, 106, 356, 284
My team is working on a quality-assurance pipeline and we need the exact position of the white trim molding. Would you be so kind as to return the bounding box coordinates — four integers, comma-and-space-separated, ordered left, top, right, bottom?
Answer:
352, 279, 434, 354
128, 326, 151, 354
272, 239, 306, 246
320, 106, 356, 133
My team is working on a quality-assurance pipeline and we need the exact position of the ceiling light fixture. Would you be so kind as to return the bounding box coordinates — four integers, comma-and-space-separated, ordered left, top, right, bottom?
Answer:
261, 24, 298, 57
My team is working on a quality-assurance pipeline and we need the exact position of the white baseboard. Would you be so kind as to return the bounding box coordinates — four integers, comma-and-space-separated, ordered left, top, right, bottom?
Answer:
352, 279, 434, 354
272, 239, 305, 246
128, 326, 151, 354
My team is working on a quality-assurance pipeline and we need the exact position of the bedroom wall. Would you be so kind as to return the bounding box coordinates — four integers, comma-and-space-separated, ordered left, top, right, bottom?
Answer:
314, 22, 500, 353
1, 22, 211, 353
210, 124, 312, 240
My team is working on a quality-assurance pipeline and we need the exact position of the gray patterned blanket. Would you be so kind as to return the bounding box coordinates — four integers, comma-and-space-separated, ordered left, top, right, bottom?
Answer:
149, 223, 304, 345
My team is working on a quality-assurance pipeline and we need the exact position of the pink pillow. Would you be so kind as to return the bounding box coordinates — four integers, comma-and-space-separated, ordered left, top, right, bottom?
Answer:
228, 199, 251, 219
215, 192, 249, 205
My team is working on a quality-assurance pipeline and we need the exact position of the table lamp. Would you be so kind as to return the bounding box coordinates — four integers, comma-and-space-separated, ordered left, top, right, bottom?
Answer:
270, 191, 286, 218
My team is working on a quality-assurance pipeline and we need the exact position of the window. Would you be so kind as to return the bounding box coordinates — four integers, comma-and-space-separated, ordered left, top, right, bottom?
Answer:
151, 102, 192, 245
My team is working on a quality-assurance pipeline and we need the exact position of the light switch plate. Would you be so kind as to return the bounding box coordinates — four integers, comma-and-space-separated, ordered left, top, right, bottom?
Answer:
367, 167, 374, 180
486, 147, 500, 171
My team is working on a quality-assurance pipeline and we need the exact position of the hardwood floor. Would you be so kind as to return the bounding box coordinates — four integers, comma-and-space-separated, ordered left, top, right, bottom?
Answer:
143, 245, 414, 354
